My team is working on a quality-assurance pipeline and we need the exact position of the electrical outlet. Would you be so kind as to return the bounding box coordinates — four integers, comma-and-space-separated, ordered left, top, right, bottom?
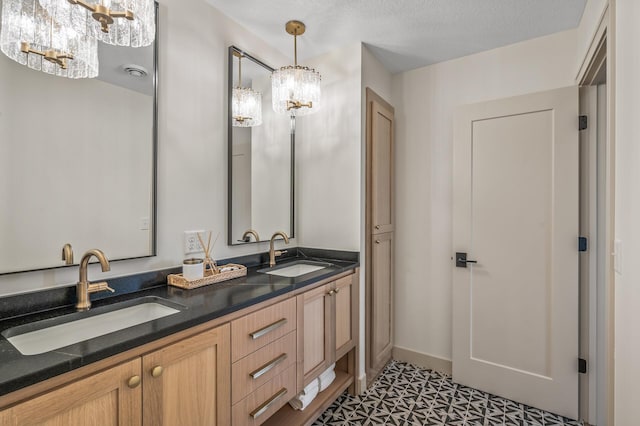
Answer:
184, 230, 205, 254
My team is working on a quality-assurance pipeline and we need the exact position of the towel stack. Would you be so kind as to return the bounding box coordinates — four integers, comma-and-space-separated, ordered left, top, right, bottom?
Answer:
318, 363, 336, 392
289, 363, 338, 411
289, 378, 319, 411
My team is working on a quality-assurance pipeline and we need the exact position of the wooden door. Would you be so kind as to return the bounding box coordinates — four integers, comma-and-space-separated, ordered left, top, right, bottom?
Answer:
452, 86, 579, 419
366, 88, 395, 385
142, 324, 231, 426
298, 283, 333, 387
334, 274, 356, 359
0, 359, 141, 425
369, 232, 394, 377
370, 92, 394, 235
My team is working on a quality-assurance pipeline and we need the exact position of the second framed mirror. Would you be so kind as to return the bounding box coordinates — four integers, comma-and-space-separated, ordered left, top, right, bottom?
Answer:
227, 46, 294, 245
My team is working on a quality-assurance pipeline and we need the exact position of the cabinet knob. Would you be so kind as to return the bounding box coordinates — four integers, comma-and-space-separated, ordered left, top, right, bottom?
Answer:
127, 375, 141, 388
334, 288, 340, 294
327, 289, 336, 296
375, 240, 381, 244
151, 366, 163, 378
375, 225, 381, 230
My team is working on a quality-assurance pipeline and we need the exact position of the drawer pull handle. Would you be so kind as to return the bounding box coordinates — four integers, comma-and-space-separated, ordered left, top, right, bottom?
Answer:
250, 387, 288, 419
250, 318, 287, 340
250, 353, 288, 380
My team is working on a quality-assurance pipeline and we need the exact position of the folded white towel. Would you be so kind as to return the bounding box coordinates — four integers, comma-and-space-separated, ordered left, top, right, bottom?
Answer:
318, 363, 336, 392
289, 378, 319, 411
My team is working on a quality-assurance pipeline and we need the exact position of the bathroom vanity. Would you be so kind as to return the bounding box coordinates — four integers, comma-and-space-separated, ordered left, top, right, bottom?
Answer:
0, 249, 359, 426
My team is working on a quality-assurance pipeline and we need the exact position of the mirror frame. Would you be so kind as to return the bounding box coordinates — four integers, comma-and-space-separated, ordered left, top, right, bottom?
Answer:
227, 46, 295, 246
0, 2, 159, 275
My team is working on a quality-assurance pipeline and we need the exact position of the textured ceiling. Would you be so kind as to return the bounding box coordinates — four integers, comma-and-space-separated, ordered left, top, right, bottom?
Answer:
206, 0, 587, 73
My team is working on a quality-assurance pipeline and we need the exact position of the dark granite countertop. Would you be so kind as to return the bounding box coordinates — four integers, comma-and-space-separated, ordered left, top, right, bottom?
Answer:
0, 248, 358, 398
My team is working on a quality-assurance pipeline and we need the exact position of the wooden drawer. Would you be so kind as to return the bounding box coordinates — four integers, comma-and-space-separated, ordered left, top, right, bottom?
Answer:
232, 331, 296, 404
232, 364, 296, 426
232, 298, 296, 362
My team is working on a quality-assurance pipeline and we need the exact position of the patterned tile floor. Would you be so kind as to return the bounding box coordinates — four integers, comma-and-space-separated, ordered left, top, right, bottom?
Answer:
313, 360, 581, 426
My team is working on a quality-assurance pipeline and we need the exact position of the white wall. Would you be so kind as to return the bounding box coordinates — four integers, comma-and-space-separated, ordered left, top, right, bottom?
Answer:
296, 43, 362, 251
0, 0, 290, 296
391, 29, 578, 361
614, 0, 640, 422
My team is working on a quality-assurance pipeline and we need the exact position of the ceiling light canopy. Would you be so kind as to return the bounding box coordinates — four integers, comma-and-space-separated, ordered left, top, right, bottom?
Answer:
232, 51, 262, 127
39, 0, 155, 47
0, 0, 99, 78
271, 20, 321, 116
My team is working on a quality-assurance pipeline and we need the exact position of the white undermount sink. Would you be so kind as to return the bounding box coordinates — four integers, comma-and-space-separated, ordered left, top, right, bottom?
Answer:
3, 297, 184, 356
259, 260, 333, 278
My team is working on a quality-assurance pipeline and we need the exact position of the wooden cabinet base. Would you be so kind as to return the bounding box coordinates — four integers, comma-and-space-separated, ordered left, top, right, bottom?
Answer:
262, 369, 353, 426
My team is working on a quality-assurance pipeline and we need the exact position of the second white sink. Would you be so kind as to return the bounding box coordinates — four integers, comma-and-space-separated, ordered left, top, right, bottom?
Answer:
4, 299, 183, 356
260, 260, 332, 278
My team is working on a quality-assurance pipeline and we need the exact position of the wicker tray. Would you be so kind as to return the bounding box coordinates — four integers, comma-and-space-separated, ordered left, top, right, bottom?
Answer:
167, 263, 247, 289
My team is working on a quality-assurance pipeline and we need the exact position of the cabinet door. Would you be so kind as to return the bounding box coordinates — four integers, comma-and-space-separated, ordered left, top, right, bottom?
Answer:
0, 359, 141, 426
142, 324, 231, 426
298, 283, 333, 388
370, 232, 394, 376
334, 274, 356, 359
370, 97, 394, 235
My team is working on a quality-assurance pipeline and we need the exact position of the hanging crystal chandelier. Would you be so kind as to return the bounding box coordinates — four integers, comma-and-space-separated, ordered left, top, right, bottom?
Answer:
0, 0, 99, 78
271, 20, 321, 116
232, 51, 262, 127
39, 0, 155, 47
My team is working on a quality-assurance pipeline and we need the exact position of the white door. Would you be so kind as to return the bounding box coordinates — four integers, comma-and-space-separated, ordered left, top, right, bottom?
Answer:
452, 86, 579, 419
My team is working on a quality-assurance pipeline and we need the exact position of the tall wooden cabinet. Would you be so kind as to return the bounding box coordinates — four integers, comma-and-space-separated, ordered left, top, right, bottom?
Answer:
366, 88, 395, 384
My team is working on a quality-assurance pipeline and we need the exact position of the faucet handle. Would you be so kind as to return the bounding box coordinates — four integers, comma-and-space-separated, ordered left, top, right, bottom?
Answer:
88, 281, 115, 294
275, 250, 288, 257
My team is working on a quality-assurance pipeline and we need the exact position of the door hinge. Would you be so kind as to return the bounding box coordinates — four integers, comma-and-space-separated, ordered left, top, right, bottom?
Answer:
579, 115, 588, 131
579, 237, 588, 252
578, 358, 587, 374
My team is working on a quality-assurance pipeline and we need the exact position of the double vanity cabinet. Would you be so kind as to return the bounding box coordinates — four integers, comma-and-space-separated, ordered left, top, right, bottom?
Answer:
0, 264, 359, 426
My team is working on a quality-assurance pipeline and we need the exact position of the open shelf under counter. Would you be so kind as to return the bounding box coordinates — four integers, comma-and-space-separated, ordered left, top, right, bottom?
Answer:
262, 369, 354, 426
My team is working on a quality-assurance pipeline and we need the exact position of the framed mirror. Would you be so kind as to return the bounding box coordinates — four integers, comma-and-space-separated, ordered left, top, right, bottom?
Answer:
0, 1, 158, 274
228, 46, 294, 245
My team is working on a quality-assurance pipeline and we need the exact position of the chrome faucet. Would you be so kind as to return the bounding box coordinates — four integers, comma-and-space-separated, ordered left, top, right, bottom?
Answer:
76, 249, 114, 311
242, 229, 261, 242
269, 231, 290, 267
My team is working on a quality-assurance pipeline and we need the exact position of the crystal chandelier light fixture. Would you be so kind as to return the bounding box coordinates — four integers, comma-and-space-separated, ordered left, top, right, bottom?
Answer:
271, 20, 321, 116
0, 0, 99, 78
39, 0, 155, 47
232, 51, 262, 127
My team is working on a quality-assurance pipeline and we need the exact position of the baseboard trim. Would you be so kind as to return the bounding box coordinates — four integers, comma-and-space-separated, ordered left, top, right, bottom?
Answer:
356, 374, 367, 395
392, 346, 452, 375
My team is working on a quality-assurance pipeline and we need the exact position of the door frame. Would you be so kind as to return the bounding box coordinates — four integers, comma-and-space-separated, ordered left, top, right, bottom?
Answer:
575, 2, 615, 425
